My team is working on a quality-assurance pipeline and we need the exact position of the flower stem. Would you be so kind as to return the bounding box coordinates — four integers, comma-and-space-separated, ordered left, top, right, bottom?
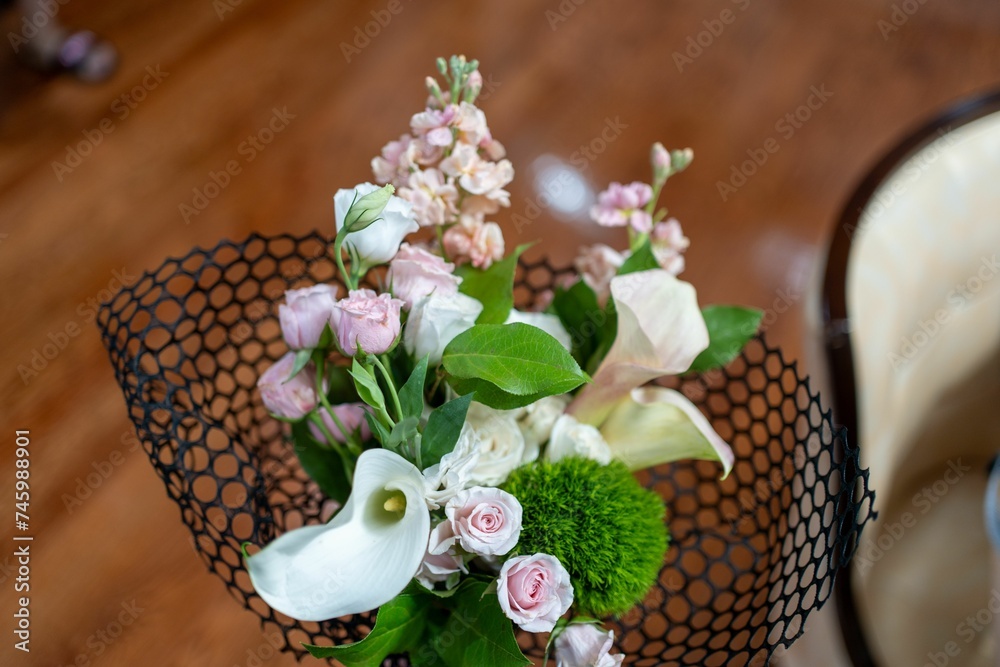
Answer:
313, 353, 363, 456
373, 354, 404, 423
332, 232, 356, 292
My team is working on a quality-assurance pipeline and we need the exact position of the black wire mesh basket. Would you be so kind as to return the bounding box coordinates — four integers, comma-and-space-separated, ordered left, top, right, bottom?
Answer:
96, 231, 875, 666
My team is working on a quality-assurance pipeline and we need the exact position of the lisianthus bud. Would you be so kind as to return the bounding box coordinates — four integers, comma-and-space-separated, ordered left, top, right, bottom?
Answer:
333, 289, 404, 356
307, 402, 371, 444
278, 284, 338, 350
334, 183, 419, 269
257, 352, 320, 420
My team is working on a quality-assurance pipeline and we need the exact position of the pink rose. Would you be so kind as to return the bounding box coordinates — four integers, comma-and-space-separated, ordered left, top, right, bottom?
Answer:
307, 402, 371, 445
589, 181, 653, 233
333, 289, 404, 356
278, 284, 339, 350
387, 243, 462, 309
433, 487, 522, 557
498, 553, 573, 632
555, 624, 624, 667
257, 352, 320, 420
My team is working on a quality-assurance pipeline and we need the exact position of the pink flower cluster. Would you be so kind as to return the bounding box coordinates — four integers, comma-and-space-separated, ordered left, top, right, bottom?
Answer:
371, 66, 511, 269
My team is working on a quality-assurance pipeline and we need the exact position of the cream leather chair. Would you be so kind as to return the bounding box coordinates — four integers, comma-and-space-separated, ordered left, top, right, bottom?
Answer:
785, 92, 1000, 667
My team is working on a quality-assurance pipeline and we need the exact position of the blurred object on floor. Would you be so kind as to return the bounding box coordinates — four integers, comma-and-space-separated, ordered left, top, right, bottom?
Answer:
5, 0, 117, 81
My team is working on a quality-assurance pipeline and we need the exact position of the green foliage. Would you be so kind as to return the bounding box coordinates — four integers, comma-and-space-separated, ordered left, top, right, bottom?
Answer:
441, 323, 589, 409
349, 358, 386, 412
503, 458, 668, 618
303, 588, 427, 666
456, 243, 531, 324
398, 354, 430, 419
617, 239, 658, 275
291, 420, 351, 504
425, 579, 531, 667
421, 393, 473, 469
550, 280, 601, 369
688, 305, 763, 373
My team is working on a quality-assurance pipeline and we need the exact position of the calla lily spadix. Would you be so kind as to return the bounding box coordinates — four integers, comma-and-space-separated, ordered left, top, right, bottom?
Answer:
246, 449, 429, 622
568, 269, 734, 478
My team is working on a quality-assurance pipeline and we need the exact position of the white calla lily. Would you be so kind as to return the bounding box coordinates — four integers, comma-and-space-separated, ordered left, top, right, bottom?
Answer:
600, 387, 734, 478
569, 269, 708, 425
246, 449, 429, 621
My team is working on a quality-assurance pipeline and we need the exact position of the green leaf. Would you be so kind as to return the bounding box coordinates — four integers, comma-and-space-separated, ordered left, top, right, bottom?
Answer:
551, 280, 602, 369
285, 349, 313, 383
442, 323, 589, 400
618, 239, 658, 275
421, 393, 473, 469
447, 379, 559, 410
304, 590, 428, 666
399, 355, 430, 420
349, 358, 386, 411
456, 244, 531, 324
387, 415, 420, 456
430, 580, 531, 667
291, 420, 351, 504
364, 411, 390, 446
688, 305, 764, 373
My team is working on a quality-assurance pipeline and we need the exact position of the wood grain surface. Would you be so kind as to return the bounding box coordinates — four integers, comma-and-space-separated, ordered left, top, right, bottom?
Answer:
1, 0, 998, 665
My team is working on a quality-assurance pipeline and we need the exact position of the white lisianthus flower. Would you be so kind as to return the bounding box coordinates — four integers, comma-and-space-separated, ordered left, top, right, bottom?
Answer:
403, 291, 483, 365
246, 449, 429, 621
422, 424, 481, 510
465, 402, 528, 485
546, 414, 612, 465
515, 394, 570, 459
504, 309, 573, 351
334, 182, 419, 270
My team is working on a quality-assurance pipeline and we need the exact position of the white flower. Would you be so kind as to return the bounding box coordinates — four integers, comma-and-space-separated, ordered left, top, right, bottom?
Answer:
246, 449, 429, 621
546, 414, 612, 465
415, 525, 466, 589
514, 394, 569, 458
422, 424, 481, 510
334, 182, 419, 269
465, 402, 529, 486
555, 624, 624, 667
403, 291, 483, 365
505, 309, 572, 351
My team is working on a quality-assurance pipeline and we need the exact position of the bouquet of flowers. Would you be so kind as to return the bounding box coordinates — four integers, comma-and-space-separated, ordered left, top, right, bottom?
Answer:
243, 55, 764, 666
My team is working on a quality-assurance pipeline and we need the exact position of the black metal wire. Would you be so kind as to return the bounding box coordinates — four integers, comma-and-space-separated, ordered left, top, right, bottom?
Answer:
97, 232, 875, 666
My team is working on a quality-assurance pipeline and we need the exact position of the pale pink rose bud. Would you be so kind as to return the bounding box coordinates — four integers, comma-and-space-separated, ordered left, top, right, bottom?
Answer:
257, 352, 320, 420
442, 487, 522, 556
333, 289, 404, 356
417, 522, 467, 589
307, 402, 371, 445
278, 284, 339, 350
498, 553, 573, 632
387, 243, 462, 309
555, 624, 624, 667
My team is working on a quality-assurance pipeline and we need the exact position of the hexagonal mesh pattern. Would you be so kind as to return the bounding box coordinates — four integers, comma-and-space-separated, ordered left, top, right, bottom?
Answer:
96, 232, 874, 666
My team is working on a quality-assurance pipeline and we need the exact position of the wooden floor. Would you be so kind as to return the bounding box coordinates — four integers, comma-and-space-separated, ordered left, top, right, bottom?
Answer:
1, 0, 998, 665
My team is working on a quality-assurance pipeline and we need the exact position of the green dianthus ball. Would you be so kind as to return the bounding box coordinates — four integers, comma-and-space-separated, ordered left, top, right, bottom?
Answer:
502, 457, 668, 618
